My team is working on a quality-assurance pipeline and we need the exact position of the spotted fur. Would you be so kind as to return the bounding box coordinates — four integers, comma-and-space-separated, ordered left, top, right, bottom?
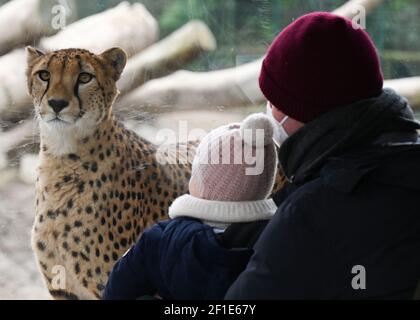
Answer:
26, 47, 286, 300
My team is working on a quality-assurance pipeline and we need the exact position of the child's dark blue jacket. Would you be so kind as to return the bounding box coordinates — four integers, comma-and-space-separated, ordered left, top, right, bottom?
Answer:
103, 217, 265, 300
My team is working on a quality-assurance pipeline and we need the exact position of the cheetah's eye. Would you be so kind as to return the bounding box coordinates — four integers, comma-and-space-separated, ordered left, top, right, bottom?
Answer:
38, 70, 50, 82
78, 72, 94, 84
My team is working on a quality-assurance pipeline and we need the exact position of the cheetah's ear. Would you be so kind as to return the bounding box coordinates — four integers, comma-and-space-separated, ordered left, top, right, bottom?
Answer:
26, 46, 45, 66
100, 47, 127, 81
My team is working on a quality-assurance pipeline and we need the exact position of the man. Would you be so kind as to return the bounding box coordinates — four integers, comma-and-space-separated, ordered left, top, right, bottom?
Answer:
225, 12, 420, 299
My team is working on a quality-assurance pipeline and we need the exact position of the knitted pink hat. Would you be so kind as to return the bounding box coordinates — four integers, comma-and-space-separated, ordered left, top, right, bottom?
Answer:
189, 114, 278, 201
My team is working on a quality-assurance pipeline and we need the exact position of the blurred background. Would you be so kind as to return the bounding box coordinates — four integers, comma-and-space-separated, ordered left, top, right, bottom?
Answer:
0, 0, 419, 299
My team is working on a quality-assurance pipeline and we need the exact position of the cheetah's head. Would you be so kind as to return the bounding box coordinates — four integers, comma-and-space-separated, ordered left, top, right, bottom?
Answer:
26, 47, 127, 137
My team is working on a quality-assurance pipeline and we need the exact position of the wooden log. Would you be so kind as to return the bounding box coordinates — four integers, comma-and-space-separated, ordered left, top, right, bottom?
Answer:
40, 2, 158, 57
334, 0, 384, 19
0, 49, 29, 121
0, 120, 38, 152
0, 120, 38, 167
0, 0, 44, 55
117, 20, 216, 96
384, 77, 420, 109
120, 0, 420, 114
118, 59, 263, 113
119, 59, 420, 113
0, 2, 158, 123
0, 0, 77, 56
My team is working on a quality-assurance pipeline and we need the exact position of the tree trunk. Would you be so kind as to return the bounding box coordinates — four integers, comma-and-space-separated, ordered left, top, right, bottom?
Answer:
119, 59, 420, 113
120, 0, 420, 114
118, 59, 263, 113
117, 20, 216, 96
0, 0, 76, 56
0, 120, 38, 166
40, 2, 158, 57
0, 2, 158, 123
384, 77, 420, 110
334, 0, 384, 19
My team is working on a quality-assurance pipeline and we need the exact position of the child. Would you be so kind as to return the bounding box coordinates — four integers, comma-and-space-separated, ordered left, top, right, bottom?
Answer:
103, 114, 278, 300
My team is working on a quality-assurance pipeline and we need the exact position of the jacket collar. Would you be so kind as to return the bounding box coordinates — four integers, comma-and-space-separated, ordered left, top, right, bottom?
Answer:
168, 194, 277, 229
278, 89, 420, 184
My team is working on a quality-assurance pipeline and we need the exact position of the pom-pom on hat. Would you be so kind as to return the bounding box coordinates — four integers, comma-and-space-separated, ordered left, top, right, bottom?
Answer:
241, 113, 275, 148
259, 12, 384, 123
189, 113, 278, 201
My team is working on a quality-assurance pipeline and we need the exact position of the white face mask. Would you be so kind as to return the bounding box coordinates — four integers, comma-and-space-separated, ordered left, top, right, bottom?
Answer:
266, 102, 289, 147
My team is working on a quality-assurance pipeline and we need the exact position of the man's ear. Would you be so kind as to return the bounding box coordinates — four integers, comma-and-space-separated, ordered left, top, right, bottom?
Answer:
99, 47, 127, 81
26, 46, 45, 66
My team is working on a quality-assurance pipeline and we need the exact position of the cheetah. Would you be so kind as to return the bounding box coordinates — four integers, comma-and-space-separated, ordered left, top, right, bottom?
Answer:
26, 46, 286, 300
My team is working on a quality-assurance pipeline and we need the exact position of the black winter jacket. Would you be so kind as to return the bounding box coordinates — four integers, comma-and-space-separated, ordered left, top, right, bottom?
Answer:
226, 90, 420, 299
226, 144, 420, 299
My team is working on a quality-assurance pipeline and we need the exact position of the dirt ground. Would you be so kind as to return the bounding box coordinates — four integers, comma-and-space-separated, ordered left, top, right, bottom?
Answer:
0, 181, 49, 300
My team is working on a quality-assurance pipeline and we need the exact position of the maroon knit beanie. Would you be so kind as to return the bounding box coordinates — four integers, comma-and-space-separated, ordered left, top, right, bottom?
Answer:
259, 12, 384, 123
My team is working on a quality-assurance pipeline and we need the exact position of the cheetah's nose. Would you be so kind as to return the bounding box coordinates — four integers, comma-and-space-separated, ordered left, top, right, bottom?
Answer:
48, 99, 69, 114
